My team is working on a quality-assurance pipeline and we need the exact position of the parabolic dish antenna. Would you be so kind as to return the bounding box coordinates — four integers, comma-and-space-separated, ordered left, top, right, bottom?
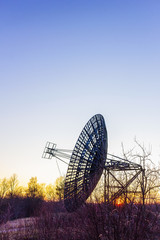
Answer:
64, 114, 108, 212
43, 114, 144, 212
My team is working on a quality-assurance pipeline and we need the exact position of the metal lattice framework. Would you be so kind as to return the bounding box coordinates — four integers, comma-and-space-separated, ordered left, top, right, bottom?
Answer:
64, 114, 107, 212
42, 114, 145, 212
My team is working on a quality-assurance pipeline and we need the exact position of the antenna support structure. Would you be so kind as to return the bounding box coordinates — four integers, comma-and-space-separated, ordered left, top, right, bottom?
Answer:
42, 114, 145, 212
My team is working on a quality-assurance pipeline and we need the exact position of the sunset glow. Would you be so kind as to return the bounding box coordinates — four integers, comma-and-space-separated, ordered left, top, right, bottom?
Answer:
0, 1, 160, 186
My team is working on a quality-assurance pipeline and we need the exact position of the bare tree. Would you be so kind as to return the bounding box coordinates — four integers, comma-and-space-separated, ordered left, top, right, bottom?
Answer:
121, 139, 160, 204
91, 140, 160, 205
0, 178, 9, 199
45, 184, 56, 201
8, 174, 19, 197
55, 176, 65, 201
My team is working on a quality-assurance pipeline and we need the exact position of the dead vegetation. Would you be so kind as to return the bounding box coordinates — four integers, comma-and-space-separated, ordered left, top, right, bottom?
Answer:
0, 201, 160, 240
0, 142, 160, 239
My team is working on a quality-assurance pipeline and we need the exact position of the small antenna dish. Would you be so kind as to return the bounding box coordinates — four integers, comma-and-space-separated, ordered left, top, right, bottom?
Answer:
64, 114, 108, 212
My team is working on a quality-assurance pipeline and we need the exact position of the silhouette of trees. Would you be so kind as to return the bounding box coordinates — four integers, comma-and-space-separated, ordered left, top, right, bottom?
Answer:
26, 177, 45, 199
0, 141, 159, 205
121, 139, 160, 203
0, 178, 9, 199
55, 176, 65, 201
89, 140, 160, 204
0, 174, 65, 201
8, 174, 19, 197
45, 184, 55, 201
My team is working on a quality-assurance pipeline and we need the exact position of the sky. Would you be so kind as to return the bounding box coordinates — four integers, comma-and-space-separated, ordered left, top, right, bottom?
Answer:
0, 0, 160, 185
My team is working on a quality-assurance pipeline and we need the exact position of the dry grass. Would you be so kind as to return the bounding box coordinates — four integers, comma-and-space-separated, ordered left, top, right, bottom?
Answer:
0, 217, 36, 239
0, 202, 160, 240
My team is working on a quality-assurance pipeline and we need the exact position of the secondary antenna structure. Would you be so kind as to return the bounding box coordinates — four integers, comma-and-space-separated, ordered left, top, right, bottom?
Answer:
42, 114, 145, 212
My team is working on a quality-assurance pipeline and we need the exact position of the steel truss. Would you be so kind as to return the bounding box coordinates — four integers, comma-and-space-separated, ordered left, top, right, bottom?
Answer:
42, 142, 145, 205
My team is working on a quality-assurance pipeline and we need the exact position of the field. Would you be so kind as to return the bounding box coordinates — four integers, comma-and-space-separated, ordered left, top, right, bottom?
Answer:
0, 199, 160, 240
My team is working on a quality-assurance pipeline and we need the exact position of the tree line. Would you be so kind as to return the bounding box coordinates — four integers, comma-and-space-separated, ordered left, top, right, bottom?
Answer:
0, 140, 160, 204
0, 174, 65, 201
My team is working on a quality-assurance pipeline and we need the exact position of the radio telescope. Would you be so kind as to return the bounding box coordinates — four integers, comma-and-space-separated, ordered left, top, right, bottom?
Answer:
64, 114, 107, 212
42, 114, 144, 212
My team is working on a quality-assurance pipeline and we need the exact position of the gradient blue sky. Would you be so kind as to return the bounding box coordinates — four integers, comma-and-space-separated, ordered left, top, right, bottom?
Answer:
0, 0, 160, 185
